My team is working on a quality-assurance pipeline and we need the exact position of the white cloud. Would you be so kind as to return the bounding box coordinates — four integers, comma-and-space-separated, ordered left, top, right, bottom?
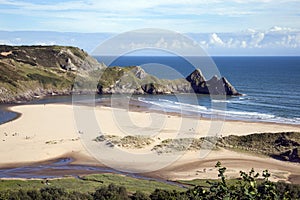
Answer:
155, 38, 168, 49
0, 0, 299, 33
209, 33, 224, 46
295, 33, 300, 44
241, 41, 247, 48
186, 26, 300, 50
0, 39, 11, 45
244, 28, 257, 34
250, 32, 265, 47
34, 41, 56, 46
268, 26, 296, 33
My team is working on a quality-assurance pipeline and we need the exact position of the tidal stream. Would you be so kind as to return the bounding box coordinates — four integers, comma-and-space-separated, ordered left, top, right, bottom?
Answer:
0, 158, 187, 188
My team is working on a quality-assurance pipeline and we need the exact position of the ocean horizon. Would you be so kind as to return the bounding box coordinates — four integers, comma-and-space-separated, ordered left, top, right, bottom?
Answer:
98, 56, 300, 125
0, 56, 299, 125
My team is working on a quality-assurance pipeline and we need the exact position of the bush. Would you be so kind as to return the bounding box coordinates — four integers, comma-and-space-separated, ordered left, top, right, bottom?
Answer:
93, 183, 129, 200
148, 161, 299, 200
1, 163, 300, 200
131, 191, 150, 200
40, 187, 69, 200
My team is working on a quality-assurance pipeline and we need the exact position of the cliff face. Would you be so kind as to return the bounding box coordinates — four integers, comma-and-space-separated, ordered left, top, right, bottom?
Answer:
0, 45, 240, 103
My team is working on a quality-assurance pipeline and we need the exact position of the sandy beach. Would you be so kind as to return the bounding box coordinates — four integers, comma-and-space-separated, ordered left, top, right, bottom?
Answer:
0, 104, 300, 183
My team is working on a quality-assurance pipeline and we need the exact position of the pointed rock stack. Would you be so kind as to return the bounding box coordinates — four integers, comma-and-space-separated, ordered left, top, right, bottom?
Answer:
186, 69, 241, 96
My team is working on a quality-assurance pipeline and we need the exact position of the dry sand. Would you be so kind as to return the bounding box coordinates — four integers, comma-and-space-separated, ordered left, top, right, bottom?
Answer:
0, 104, 299, 182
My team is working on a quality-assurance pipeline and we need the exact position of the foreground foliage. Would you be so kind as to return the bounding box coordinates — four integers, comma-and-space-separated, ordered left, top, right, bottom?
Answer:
0, 162, 299, 200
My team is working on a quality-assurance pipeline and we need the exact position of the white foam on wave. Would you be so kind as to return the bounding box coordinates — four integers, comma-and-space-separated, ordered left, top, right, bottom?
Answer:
230, 99, 300, 111
137, 97, 300, 125
138, 97, 207, 111
212, 96, 300, 112
211, 99, 239, 103
211, 109, 276, 120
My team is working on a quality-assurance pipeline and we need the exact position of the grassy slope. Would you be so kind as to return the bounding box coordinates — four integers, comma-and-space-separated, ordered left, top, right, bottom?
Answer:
0, 45, 99, 102
0, 59, 74, 90
0, 174, 186, 195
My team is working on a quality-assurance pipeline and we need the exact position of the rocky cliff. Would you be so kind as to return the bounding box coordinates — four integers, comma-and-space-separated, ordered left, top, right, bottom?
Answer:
0, 45, 240, 103
186, 69, 239, 95
97, 66, 240, 96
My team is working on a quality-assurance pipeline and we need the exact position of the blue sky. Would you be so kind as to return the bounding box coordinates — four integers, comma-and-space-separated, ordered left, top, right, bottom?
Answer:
0, 0, 299, 55
0, 0, 299, 33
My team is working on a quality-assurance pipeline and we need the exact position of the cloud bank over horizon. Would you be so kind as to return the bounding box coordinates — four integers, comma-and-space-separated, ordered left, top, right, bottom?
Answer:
0, 0, 299, 55
0, 27, 299, 56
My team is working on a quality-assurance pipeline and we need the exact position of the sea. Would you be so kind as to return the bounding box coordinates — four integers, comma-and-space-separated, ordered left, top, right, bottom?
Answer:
0, 56, 299, 125
99, 56, 300, 125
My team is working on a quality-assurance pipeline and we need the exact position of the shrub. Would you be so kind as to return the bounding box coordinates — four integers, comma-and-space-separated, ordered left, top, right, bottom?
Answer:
93, 183, 129, 200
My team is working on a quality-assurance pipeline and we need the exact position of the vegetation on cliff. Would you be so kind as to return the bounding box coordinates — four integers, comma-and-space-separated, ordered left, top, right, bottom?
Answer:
0, 45, 101, 102
96, 66, 240, 95
0, 45, 240, 103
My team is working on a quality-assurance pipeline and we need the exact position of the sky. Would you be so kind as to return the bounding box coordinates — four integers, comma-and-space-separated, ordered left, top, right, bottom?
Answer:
0, 0, 299, 33
0, 0, 299, 55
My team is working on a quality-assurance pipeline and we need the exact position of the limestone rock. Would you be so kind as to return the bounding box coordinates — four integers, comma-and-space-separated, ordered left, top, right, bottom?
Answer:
130, 66, 147, 79
186, 69, 241, 95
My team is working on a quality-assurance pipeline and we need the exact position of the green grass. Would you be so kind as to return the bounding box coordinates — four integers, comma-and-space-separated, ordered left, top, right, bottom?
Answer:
82, 174, 186, 194
152, 137, 219, 154
0, 45, 97, 102
0, 178, 95, 193
0, 173, 186, 195
1, 168, 299, 199
218, 132, 300, 162
0, 57, 74, 101
97, 66, 142, 88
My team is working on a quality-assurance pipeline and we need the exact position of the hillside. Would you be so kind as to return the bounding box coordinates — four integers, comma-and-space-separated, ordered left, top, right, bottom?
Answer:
0, 45, 240, 103
0, 45, 102, 103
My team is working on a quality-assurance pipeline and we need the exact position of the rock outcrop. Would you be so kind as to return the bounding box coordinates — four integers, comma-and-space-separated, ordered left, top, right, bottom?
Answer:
97, 67, 240, 96
186, 69, 240, 95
